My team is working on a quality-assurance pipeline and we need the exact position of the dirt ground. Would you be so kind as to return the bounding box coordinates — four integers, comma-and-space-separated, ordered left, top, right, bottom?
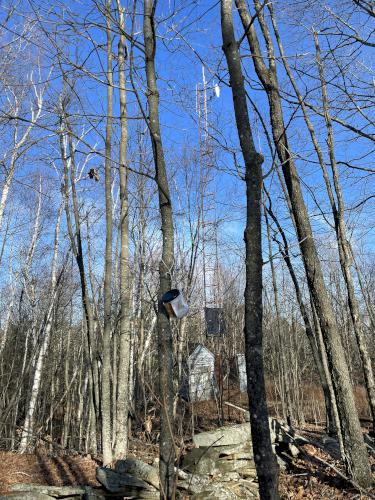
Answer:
1, 386, 373, 498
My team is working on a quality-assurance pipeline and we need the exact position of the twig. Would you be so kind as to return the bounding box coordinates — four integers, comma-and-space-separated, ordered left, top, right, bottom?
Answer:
14, 472, 33, 477
224, 401, 248, 413
299, 449, 375, 499
277, 421, 374, 498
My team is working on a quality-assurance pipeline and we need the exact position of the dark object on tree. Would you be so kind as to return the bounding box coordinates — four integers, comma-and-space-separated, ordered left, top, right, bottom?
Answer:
88, 168, 100, 181
205, 307, 225, 336
162, 288, 189, 319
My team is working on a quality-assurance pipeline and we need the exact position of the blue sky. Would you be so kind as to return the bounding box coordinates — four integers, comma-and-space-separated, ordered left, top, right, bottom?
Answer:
0, 0, 373, 297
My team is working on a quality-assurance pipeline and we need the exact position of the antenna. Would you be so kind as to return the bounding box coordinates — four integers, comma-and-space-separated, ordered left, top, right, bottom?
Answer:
196, 66, 222, 318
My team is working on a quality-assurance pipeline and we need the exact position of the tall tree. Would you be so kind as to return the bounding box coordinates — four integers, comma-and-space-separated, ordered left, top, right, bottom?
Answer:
234, 0, 372, 486
102, 0, 114, 466
143, 0, 176, 497
113, 0, 131, 460
221, 1, 279, 498
313, 31, 375, 436
19, 202, 64, 452
59, 92, 99, 456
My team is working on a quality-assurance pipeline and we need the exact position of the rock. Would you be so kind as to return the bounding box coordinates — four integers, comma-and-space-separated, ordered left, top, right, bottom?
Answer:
10, 486, 85, 498
193, 424, 252, 448
219, 451, 253, 461
191, 483, 238, 500
177, 472, 211, 495
82, 487, 106, 500
115, 459, 159, 489
219, 472, 240, 481
0, 494, 55, 500
216, 459, 256, 475
239, 468, 258, 479
182, 443, 256, 479
193, 419, 280, 448
136, 492, 159, 499
96, 467, 154, 494
288, 443, 300, 458
189, 479, 258, 500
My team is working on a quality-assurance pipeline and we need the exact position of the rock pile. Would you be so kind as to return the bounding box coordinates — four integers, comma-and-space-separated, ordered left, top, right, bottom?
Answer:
2, 419, 298, 499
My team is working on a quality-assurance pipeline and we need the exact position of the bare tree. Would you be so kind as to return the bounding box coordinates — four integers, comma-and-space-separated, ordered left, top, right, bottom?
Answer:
221, 1, 279, 498
313, 30, 375, 436
19, 202, 64, 452
102, 0, 114, 466
234, 0, 371, 486
143, 0, 176, 496
113, 0, 131, 460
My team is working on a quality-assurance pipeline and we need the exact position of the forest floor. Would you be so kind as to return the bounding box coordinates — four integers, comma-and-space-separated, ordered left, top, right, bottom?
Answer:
0, 388, 374, 499
0, 432, 374, 499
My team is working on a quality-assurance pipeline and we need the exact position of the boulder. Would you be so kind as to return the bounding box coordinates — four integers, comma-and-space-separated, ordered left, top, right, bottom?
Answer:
1, 494, 55, 500
192, 419, 280, 448
10, 486, 85, 498
96, 467, 155, 495
192, 424, 251, 448
115, 459, 159, 489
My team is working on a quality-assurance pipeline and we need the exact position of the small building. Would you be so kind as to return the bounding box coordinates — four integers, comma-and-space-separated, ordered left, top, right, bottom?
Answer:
237, 353, 247, 393
187, 344, 216, 402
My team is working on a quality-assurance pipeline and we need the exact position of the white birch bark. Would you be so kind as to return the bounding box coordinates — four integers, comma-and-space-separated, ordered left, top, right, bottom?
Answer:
0, 79, 45, 232
19, 202, 63, 452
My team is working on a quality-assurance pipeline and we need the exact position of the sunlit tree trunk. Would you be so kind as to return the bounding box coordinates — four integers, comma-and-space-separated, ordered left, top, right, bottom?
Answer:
60, 97, 99, 454
19, 203, 64, 452
221, 1, 279, 498
235, 0, 371, 486
102, 0, 114, 466
143, 1, 176, 496
113, 0, 131, 460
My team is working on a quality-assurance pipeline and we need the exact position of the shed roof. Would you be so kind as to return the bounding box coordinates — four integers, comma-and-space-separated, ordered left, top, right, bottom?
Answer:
188, 344, 214, 368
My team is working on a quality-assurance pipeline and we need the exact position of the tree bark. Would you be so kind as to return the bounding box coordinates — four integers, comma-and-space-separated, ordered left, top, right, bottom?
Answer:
102, 0, 114, 466
114, 0, 131, 460
314, 31, 375, 437
264, 190, 340, 439
143, 1, 176, 497
221, 1, 279, 498
235, 0, 371, 486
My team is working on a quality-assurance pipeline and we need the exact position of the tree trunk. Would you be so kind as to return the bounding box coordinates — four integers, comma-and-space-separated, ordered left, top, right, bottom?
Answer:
265, 208, 293, 424
264, 190, 339, 439
235, 0, 371, 486
102, 0, 114, 466
313, 31, 375, 436
143, 1, 176, 497
19, 203, 64, 452
114, 0, 131, 460
60, 98, 99, 454
221, 1, 279, 498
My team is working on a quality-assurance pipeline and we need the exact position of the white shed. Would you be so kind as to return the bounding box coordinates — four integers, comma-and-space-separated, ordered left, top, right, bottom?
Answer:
188, 345, 216, 402
237, 353, 247, 393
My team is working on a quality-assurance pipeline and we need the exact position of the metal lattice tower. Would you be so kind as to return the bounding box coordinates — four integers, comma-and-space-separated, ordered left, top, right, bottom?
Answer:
196, 67, 221, 311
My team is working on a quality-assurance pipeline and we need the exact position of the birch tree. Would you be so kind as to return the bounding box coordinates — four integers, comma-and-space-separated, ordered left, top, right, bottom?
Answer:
18, 202, 64, 452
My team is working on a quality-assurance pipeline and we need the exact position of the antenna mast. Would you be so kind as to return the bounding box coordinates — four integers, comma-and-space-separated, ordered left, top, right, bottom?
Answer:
196, 67, 220, 312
